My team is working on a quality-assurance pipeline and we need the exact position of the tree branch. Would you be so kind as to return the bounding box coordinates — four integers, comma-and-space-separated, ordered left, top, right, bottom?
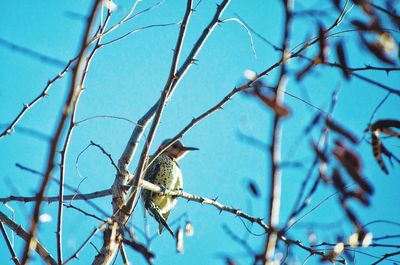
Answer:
0, 221, 20, 265
20, 2, 102, 263
0, 211, 57, 265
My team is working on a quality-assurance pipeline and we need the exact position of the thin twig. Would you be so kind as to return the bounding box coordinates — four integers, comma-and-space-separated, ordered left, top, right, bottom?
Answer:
371, 250, 400, 264
120, 244, 129, 265
56, 8, 112, 264
20, 3, 102, 263
64, 203, 106, 222
139, 179, 343, 263
0, 211, 57, 265
0, 57, 76, 139
63, 226, 104, 265
0, 189, 112, 204
0, 221, 20, 265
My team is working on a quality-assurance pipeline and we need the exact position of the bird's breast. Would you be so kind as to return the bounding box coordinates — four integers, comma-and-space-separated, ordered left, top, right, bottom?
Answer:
155, 157, 182, 190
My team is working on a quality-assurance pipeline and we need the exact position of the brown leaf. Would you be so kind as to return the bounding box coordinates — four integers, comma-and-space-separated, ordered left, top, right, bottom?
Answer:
348, 189, 370, 206
253, 87, 290, 117
296, 59, 316, 81
326, 118, 358, 143
371, 130, 389, 174
371, 119, 400, 132
248, 180, 260, 198
335, 41, 351, 79
332, 168, 346, 194
351, 19, 370, 31
333, 142, 373, 194
175, 227, 184, 254
361, 36, 395, 65
341, 198, 363, 230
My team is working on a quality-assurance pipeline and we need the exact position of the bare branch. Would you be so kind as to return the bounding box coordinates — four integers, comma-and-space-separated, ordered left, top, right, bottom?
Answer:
0, 211, 57, 265
0, 221, 20, 265
139, 179, 344, 263
263, 0, 292, 262
0, 189, 112, 204
0, 57, 75, 139
20, 2, 102, 263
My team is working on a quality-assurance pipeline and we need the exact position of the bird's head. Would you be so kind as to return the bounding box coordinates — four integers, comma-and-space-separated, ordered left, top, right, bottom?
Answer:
159, 139, 199, 160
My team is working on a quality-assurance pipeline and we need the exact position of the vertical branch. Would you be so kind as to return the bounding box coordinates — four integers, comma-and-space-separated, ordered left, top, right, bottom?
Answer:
56, 8, 112, 265
263, 0, 293, 263
20, 1, 102, 264
92, 1, 231, 264
124, 0, 193, 216
117, 0, 231, 175
0, 221, 20, 265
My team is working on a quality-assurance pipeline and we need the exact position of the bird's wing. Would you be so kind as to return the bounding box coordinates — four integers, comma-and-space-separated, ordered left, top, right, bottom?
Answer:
142, 158, 160, 204
148, 201, 174, 237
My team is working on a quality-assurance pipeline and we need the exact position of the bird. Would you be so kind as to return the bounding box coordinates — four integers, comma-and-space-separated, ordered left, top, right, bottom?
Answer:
142, 139, 198, 237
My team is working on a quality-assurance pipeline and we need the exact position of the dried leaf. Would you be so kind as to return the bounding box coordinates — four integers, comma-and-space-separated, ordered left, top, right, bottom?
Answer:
175, 227, 184, 253
348, 189, 370, 206
362, 232, 373, 247
332, 168, 346, 193
381, 142, 400, 165
326, 118, 358, 143
334, 142, 373, 194
334, 242, 345, 254
371, 119, 400, 132
318, 24, 327, 63
361, 35, 395, 65
348, 232, 359, 247
371, 130, 389, 174
185, 220, 194, 236
335, 41, 351, 79
253, 87, 290, 117
248, 180, 260, 198
296, 59, 316, 81
342, 200, 362, 230
351, 19, 370, 31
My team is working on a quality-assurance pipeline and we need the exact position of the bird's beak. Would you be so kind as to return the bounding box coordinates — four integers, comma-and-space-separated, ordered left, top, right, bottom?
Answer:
181, 146, 199, 151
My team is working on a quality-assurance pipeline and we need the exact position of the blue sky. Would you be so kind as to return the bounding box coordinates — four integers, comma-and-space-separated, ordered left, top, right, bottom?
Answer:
0, 0, 399, 264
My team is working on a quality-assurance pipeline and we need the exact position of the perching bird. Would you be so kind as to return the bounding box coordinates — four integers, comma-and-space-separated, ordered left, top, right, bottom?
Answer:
142, 139, 198, 237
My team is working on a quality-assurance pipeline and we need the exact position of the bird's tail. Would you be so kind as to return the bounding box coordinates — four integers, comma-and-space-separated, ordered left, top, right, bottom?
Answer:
147, 201, 174, 237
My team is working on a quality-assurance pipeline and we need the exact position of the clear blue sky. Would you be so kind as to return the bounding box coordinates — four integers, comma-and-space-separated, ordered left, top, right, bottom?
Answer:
0, 0, 399, 264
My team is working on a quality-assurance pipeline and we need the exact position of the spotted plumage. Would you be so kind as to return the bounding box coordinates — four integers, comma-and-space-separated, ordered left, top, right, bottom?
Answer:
142, 139, 198, 236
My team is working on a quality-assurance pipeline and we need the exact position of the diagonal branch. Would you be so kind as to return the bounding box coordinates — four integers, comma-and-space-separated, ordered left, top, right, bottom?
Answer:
0, 221, 20, 265
139, 180, 345, 263
0, 211, 57, 265
56, 10, 112, 263
124, 0, 194, 218
0, 58, 75, 139
20, 2, 102, 264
